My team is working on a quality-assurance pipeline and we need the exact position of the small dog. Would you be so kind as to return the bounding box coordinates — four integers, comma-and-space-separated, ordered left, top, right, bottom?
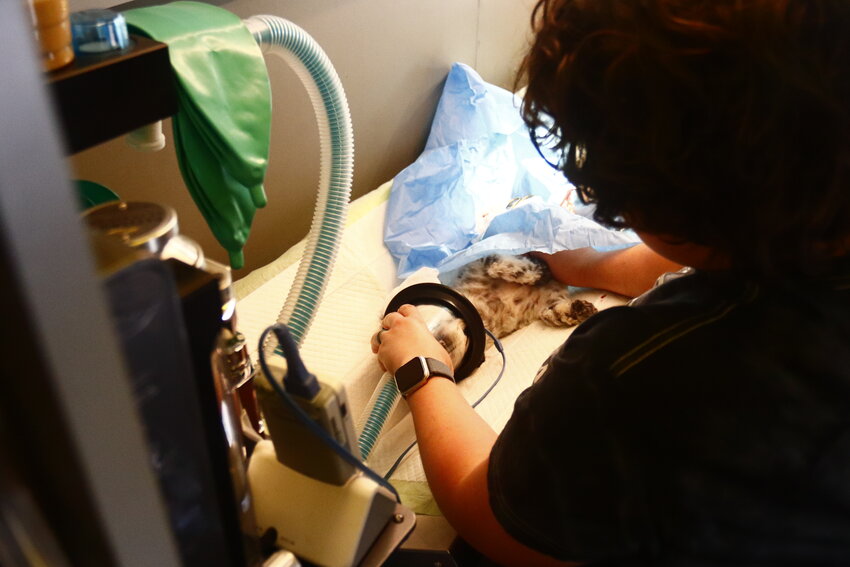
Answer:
453, 254, 597, 337
426, 254, 598, 367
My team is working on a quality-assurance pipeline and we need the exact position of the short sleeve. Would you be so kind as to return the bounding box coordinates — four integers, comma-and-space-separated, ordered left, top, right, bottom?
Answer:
488, 310, 650, 562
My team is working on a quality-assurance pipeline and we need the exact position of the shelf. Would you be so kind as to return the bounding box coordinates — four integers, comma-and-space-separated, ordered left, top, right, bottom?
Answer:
46, 35, 178, 154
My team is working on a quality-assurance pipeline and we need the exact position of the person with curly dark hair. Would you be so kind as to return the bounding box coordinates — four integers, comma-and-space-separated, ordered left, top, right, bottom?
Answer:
372, 1, 850, 565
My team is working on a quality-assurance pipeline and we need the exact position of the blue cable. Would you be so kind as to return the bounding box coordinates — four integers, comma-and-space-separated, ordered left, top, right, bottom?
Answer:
383, 329, 507, 480
258, 324, 401, 502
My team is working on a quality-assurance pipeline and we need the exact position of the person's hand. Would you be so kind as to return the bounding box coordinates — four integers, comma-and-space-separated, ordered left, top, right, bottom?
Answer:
527, 249, 595, 286
371, 304, 453, 375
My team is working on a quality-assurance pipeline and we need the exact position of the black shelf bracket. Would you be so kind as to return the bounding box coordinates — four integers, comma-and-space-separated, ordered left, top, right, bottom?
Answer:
47, 34, 178, 155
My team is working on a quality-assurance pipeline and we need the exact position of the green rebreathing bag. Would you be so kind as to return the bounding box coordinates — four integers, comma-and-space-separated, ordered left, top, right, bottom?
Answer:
125, 1, 272, 269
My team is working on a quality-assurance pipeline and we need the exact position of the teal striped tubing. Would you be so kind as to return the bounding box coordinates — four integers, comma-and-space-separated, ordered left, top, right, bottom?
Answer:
247, 15, 354, 347
357, 379, 401, 460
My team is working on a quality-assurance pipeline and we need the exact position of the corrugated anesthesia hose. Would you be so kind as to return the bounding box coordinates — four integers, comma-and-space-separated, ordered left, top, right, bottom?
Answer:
244, 15, 353, 348
245, 16, 392, 464
357, 375, 401, 460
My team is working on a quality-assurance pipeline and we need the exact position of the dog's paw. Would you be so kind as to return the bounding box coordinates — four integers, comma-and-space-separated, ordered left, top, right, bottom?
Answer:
539, 299, 598, 327
431, 316, 468, 369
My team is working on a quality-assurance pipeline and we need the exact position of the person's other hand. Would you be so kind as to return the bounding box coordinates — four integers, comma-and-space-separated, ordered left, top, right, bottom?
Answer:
371, 304, 453, 375
527, 249, 590, 286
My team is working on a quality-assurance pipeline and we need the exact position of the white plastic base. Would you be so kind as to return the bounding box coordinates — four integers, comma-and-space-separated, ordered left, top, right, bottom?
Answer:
248, 440, 397, 567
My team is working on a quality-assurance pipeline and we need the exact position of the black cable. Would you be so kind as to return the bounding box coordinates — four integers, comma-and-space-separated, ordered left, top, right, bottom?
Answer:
469, 330, 507, 408
258, 324, 401, 502
384, 329, 507, 480
269, 324, 319, 398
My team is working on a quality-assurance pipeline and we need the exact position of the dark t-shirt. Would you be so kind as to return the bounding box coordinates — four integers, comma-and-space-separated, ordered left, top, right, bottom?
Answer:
489, 265, 850, 566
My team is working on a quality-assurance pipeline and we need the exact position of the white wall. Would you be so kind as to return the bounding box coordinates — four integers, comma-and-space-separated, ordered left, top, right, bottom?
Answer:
69, 0, 537, 275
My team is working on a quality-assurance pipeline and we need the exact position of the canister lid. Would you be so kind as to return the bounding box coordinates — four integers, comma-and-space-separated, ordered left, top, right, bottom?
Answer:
70, 9, 129, 54
83, 201, 178, 253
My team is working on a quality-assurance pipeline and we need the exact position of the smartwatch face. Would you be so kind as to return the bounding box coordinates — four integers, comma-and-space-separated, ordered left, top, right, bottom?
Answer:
395, 357, 428, 396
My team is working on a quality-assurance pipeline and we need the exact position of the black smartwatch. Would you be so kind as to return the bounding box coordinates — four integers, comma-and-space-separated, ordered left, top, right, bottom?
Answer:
394, 356, 455, 399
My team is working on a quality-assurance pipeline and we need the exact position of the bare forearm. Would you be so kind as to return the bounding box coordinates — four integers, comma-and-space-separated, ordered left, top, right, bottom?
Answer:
406, 379, 579, 566
534, 244, 682, 297
374, 305, 579, 564
407, 379, 497, 500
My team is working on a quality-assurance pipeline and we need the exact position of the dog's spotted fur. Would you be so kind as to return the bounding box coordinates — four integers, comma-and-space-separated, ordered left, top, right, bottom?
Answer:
430, 254, 598, 366
454, 254, 598, 338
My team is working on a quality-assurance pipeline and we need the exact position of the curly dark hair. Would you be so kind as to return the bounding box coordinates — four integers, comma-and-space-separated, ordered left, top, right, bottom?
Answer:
519, 0, 850, 278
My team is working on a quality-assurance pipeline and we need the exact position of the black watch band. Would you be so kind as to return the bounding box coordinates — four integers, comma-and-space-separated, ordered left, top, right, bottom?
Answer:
394, 356, 455, 399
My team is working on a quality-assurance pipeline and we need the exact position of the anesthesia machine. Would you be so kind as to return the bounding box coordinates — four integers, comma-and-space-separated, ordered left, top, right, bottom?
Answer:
65, 5, 421, 567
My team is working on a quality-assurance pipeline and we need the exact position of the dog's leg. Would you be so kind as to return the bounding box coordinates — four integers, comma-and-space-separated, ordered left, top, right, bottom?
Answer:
484, 254, 550, 285
539, 298, 598, 327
